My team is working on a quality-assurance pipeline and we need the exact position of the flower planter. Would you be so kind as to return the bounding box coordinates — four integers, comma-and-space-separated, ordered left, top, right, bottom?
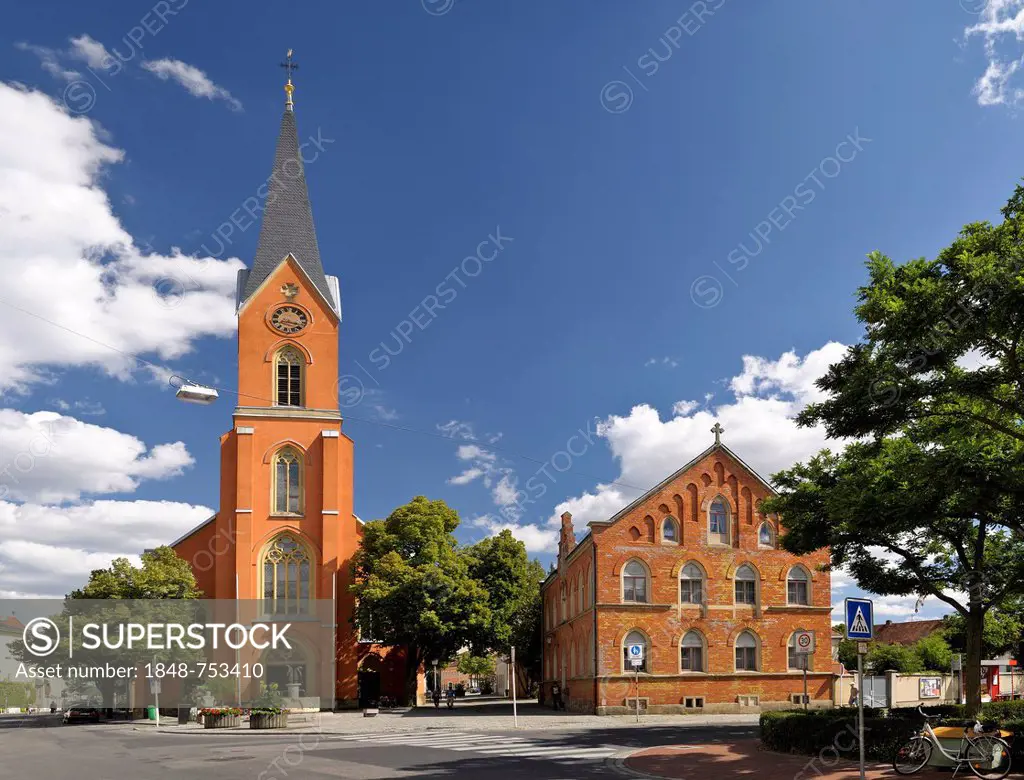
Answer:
203, 714, 240, 729
250, 712, 289, 729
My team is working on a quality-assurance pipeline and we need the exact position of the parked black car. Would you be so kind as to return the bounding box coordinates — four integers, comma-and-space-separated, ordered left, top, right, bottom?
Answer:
64, 706, 101, 724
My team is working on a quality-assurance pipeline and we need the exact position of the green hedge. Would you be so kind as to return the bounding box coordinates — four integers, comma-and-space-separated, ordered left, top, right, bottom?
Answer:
762, 705, 1024, 761
760, 710, 917, 762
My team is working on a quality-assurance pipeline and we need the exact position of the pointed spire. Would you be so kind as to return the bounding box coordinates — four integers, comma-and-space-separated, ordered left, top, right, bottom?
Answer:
281, 49, 297, 112
239, 56, 333, 311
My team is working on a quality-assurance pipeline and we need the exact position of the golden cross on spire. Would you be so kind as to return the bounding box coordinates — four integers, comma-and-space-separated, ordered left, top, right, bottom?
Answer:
280, 49, 298, 111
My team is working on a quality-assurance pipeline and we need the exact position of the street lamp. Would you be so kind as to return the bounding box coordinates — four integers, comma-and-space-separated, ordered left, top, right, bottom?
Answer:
170, 375, 219, 405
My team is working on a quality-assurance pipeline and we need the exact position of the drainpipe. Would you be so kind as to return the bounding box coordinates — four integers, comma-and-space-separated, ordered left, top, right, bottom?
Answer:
592, 542, 599, 713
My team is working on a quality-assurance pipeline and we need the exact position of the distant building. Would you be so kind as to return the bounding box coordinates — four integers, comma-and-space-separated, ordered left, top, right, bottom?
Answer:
873, 619, 944, 646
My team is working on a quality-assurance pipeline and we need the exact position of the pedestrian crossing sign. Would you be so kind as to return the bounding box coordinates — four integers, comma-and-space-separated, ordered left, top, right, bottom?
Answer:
845, 597, 873, 640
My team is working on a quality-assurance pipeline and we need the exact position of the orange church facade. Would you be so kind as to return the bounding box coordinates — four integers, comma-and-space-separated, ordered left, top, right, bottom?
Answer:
170, 81, 407, 709
540, 433, 832, 714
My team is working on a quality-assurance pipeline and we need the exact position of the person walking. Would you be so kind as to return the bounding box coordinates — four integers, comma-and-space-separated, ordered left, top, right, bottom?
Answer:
849, 683, 858, 707
551, 682, 562, 711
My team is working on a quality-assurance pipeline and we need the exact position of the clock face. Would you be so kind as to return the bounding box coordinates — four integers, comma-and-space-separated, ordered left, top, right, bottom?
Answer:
270, 306, 308, 334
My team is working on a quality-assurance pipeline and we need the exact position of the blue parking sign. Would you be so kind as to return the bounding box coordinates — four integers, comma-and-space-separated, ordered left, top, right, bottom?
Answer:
845, 597, 873, 640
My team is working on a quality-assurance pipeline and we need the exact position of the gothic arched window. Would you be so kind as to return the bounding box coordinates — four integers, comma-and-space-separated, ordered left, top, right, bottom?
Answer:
261, 534, 312, 615
679, 562, 704, 605
622, 560, 649, 604
735, 630, 759, 672
709, 498, 730, 545
680, 630, 706, 672
758, 521, 775, 548
274, 346, 304, 407
272, 447, 303, 515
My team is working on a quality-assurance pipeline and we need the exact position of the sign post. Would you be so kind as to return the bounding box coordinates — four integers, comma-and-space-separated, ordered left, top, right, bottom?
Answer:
511, 647, 518, 728
149, 677, 161, 730
794, 630, 815, 711
627, 643, 644, 723
845, 598, 874, 780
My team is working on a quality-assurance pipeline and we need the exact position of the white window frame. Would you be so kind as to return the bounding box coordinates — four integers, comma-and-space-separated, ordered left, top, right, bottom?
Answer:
679, 562, 704, 605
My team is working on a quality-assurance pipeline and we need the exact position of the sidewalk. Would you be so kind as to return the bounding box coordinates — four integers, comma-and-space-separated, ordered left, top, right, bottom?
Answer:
620, 739, 959, 780
129, 705, 760, 735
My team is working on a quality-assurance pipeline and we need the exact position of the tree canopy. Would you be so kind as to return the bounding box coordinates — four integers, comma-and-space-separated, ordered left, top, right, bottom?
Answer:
350, 496, 491, 703
764, 182, 1024, 714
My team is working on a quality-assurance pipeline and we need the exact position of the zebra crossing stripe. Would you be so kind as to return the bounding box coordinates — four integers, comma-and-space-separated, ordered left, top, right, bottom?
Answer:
331, 732, 617, 762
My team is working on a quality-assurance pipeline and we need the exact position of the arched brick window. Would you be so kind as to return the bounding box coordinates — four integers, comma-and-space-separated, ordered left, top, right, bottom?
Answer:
735, 630, 760, 672
758, 521, 775, 548
622, 630, 649, 673
662, 516, 679, 543
680, 630, 706, 672
679, 562, 704, 605
734, 564, 758, 606
709, 497, 730, 545
622, 560, 649, 604
787, 565, 810, 605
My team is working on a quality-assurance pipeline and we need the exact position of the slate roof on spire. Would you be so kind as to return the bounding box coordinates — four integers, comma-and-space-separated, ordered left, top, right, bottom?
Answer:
239, 108, 334, 310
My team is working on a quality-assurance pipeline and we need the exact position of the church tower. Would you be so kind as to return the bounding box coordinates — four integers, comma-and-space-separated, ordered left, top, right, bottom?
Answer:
172, 55, 387, 708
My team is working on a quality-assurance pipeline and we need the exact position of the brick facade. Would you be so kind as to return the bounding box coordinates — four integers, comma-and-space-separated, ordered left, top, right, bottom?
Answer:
540, 438, 832, 714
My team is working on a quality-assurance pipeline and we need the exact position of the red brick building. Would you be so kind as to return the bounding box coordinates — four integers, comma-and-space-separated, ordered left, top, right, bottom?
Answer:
540, 427, 832, 714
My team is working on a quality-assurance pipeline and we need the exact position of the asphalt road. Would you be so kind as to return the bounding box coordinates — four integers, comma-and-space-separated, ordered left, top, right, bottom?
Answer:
0, 714, 758, 779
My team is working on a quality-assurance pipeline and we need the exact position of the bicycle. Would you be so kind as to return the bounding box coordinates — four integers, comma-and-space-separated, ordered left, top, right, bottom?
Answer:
892, 705, 1012, 779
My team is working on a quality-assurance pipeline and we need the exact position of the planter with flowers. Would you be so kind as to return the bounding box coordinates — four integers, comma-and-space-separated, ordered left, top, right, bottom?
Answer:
200, 707, 241, 729
249, 682, 288, 730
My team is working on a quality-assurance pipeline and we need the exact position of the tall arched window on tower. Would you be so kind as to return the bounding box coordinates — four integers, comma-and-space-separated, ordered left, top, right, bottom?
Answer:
272, 447, 303, 515
261, 534, 312, 615
274, 346, 304, 407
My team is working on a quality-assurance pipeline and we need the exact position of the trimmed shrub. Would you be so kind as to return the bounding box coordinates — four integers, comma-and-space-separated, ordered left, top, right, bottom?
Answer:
760, 711, 917, 761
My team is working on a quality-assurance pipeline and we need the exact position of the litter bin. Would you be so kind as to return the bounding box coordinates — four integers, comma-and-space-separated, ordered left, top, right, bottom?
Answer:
146, 705, 156, 721
178, 707, 190, 725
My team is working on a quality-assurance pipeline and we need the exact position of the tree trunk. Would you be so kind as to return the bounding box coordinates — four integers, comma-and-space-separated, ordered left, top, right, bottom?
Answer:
965, 602, 984, 717
404, 647, 422, 707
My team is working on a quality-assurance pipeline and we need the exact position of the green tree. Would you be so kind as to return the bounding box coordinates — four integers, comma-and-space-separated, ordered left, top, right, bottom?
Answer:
71, 546, 202, 600
836, 638, 859, 672
943, 601, 1024, 659
763, 431, 1024, 715
465, 530, 545, 692
456, 654, 495, 679
914, 634, 953, 673
774, 182, 1024, 714
797, 184, 1024, 520
10, 547, 203, 708
866, 643, 923, 675
350, 497, 490, 704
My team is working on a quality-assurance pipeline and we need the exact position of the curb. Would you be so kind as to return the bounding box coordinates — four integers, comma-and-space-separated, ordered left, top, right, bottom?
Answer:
607, 748, 664, 780
129, 723, 464, 737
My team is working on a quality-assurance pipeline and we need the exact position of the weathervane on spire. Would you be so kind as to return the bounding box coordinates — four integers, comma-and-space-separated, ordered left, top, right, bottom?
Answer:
280, 48, 298, 111
711, 422, 724, 445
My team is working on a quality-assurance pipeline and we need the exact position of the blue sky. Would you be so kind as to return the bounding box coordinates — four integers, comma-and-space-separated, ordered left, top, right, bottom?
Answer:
1, 1, 1022, 621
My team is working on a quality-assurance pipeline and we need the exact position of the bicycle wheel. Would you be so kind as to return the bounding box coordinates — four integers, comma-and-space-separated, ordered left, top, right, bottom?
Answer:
966, 736, 1011, 780
893, 736, 932, 774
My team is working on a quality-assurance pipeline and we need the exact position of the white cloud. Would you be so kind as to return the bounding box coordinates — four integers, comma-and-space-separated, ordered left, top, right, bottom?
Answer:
15, 42, 81, 82
67, 34, 113, 71
142, 58, 242, 111
470, 514, 557, 554
0, 409, 192, 503
0, 82, 242, 392
964, 1, 1024, 106
448, 467, 484, 486
0, 499, 212, 598
485, 342, 851, 553
457, 444, 495, 462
